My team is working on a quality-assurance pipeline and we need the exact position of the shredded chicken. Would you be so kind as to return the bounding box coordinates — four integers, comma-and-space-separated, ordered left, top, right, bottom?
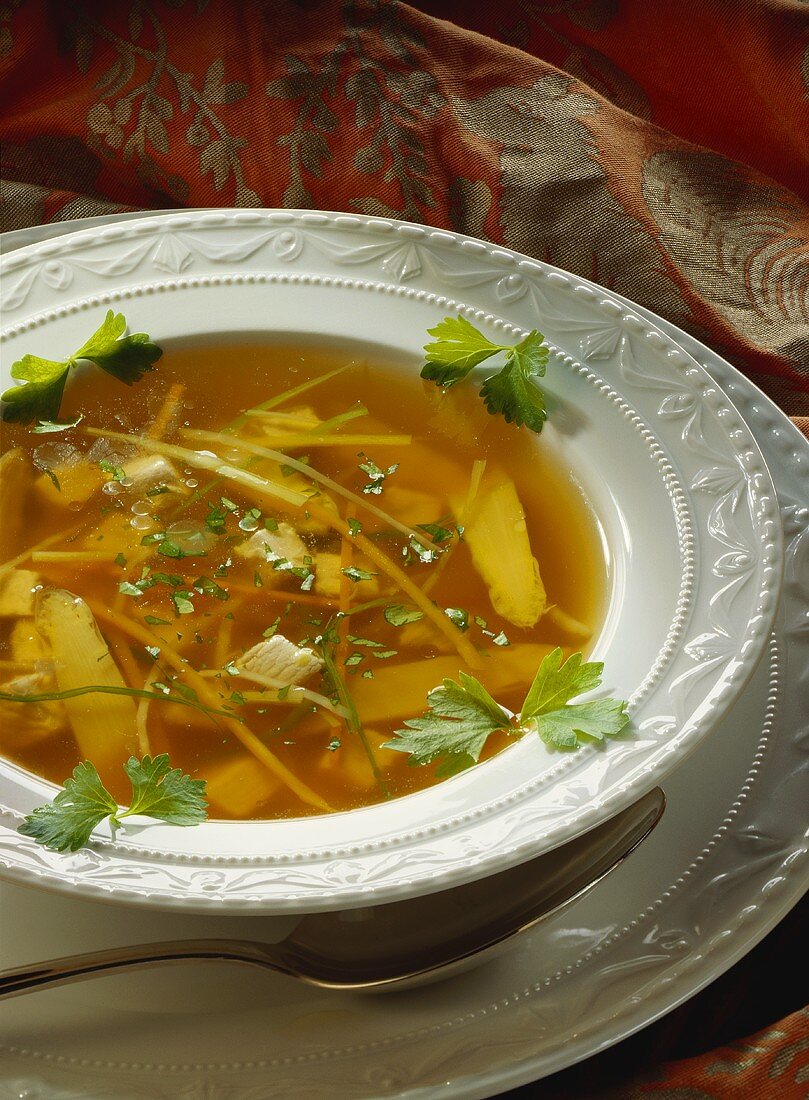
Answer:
122, 454, 180, 493
0, 670, 66, 747
238, 634, 323, 686
236, 522, 308, 569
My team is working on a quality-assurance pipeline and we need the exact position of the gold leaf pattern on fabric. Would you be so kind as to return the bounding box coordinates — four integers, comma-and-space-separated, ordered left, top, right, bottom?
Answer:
63, 8, 253, 206
448, 177, 493, 238
343, 0, 445, 221
450, 74, 695, 334
643, 150, 809, 369
523, 0, 618, 32
562, 45, 652, 119
267, 52, 344, 207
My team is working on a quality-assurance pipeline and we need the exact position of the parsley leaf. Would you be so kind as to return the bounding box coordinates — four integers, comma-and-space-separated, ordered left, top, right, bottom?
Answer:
384, 604, 424, 627
1, 355, 71, 424
520, 648, 630, 748
385, 672, 509, 777
70, 310, 162, 384
18, 754, 207, 853
123, 755, 207, 825
1, 310, 161, 425
33, 413, 84, 434
421, 316, 508, 384
385, 647, 629, 774
421, 316, 549, 434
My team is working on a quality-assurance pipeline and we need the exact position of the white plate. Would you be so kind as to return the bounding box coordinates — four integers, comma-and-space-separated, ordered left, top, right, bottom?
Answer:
0, 212, 783, 913
0, 218, 806, 1100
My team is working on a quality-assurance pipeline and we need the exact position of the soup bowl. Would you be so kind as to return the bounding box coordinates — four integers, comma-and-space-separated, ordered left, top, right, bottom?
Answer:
0, 210, 782, 914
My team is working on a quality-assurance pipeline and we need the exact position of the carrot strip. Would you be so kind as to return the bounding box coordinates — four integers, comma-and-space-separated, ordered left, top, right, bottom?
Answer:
224, 583, 335, 608
310, 506, 482, 668
86, 601, 332, 812
148, 382, 186, 441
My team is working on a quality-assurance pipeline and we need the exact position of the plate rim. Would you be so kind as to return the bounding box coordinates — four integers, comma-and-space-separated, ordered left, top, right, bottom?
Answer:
0, 209, 785, 911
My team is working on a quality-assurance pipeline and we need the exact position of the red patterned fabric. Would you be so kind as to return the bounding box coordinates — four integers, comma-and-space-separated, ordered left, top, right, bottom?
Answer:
0, 3, 807, 1093
1, 0, 807, 414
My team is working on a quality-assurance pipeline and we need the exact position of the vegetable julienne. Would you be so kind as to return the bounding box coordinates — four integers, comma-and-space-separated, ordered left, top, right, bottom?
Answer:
1, 320, 614, 849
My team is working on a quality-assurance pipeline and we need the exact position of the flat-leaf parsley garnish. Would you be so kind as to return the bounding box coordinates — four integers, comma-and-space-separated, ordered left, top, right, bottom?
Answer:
18, 754, 208, 853
1, 310, 162, 425
384, 648, 629, 775
421, 315, 549, 433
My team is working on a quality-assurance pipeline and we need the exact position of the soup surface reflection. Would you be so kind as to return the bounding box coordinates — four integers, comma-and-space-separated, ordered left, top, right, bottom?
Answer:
0, 341, 605, 819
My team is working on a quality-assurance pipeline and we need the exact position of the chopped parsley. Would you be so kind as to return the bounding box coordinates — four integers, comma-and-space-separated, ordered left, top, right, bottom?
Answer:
342, 566, 377, 582
359, 455, 398, 495
384, 604, 424, 627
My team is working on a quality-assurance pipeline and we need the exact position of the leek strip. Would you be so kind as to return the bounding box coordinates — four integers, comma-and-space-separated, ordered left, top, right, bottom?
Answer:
32, 551, 120, 563
202, 668, 348, 718
35, 590, 138, 784
422, 459, 486, 597
0, 528, 81, 579
229, 364, 352, 429
336, 506, 356, 669
179, 429, 430, 546
135, 665, 160, 757
86, 600, 332, 812
319, 632, 389, 799
0, 684, 238, 722
306, 404, 367, 433
83, 428, 308, 509
241, 429, 413, 448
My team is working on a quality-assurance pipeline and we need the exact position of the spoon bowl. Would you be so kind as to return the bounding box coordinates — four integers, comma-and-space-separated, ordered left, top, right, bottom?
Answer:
0, 787, 664, 998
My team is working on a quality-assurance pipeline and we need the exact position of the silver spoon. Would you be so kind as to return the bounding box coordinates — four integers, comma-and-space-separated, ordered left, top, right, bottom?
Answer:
0, 787, 664, 998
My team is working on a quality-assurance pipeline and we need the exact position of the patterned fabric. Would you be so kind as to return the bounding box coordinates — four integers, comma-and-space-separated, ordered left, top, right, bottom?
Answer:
0, 3, 807, 1093
1, 0, 807, 414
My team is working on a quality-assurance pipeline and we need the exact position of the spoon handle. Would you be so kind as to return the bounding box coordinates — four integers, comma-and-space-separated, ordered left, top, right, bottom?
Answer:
0, 940, 279, 1000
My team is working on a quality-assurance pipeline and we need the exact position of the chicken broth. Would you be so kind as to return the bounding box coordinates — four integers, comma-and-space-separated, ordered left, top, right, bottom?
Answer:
0, 340, 606, 819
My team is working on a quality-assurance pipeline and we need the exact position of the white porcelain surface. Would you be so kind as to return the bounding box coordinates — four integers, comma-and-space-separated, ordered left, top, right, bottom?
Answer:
0, 211, 783, 913
0, 217, 805, 1100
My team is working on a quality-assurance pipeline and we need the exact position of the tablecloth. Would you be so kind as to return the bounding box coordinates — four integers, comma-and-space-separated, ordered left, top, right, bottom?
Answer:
0, 1, 807, 1096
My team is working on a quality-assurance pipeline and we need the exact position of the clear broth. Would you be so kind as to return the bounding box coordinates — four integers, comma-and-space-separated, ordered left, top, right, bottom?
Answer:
0, 341, 606, 819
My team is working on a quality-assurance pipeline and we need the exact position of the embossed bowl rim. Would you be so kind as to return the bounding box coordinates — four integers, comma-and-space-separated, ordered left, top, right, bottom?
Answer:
0, 210, 784, 913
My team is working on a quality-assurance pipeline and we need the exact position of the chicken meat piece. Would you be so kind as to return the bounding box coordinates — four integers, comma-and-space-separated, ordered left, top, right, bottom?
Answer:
237, 634, 323, 686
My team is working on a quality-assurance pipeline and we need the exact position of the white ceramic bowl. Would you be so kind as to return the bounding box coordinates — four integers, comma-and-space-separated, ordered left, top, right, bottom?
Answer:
0, 211, 783, 913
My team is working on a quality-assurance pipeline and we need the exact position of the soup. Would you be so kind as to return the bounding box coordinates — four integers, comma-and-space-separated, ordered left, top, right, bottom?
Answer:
0, 340, 605, 819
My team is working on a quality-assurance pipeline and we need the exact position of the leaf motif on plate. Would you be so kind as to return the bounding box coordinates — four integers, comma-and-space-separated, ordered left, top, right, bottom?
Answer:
691, 463, 745, 498
152, 232, 194, 275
